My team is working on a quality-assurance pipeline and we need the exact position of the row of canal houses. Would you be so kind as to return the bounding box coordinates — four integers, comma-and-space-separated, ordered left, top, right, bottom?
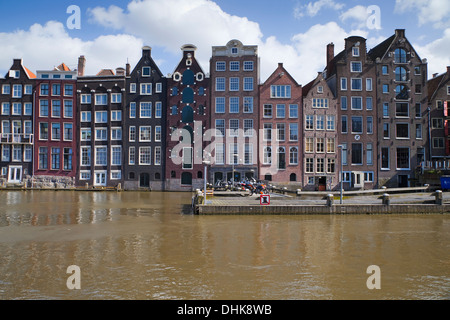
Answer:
0, 29, 449, 191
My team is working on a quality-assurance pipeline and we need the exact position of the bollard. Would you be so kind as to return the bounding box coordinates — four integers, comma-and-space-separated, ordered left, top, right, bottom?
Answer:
382, 193, 390, 206
326, 194, 334, 207
435, 190, 443, 205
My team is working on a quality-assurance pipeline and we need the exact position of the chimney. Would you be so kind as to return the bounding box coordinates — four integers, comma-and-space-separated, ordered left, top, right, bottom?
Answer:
116, 67, 125, 76
327, 43, 334, 71
126, 61, 131, 76
447, 66, 450, 75
78, 55, 86, 77
395, 29, 405, 38
142, 46, 152, 57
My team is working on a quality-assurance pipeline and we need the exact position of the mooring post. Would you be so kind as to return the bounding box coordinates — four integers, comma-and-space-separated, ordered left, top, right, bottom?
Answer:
382, 193, 390, 206
326, 194, 334, 207
435, 190, 443, 205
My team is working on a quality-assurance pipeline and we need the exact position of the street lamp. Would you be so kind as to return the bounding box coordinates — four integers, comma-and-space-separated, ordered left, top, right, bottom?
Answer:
232, 153, 239, 190
203, 151, 211, 205
338, 145, 344, 204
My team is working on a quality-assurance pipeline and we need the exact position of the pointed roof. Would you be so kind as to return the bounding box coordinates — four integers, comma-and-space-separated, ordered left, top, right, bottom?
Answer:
368, 35, 395, 60
23, 66, 36, 79
428, 72, 448, 101
96, 69, 115, 76
262, 63, 300, 87
54, 63, 71, 72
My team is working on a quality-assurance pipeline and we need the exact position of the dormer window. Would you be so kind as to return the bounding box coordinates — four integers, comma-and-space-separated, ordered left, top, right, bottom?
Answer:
231, 47, 238, 55
352, 47, 360, 57
9, 70, 20, 78
142, 67, 151, 77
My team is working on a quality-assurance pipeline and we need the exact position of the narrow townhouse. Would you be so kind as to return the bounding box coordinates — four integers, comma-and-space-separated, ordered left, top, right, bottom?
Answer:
0, 59, 35, 186
427, 66, 450, 161
165, 44, 210, 190
76, 56, 127, 188
325, 37, 378, 190
209, 40, 259, 184
302, 72, 339, 191
124, 46, 166, 190
259, 63, 302, 185
33, 63, 77, 188
368, 29, 429, 187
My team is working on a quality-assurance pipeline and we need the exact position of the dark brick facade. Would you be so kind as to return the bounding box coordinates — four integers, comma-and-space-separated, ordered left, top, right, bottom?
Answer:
165, 45, 210, 191
124, 46, 166, 190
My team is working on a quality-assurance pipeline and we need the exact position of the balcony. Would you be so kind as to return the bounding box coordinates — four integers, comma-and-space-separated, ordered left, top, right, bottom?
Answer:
0, 134, 34, 145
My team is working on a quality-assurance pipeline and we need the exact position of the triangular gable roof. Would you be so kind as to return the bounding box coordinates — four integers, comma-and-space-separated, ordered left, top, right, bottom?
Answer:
96, 69, 115, 76
368, 35, 395, 61
427, 72, 447, 101
54, 63, 71, 72
368, 32, 422, 62
23, 66, 36, 79
262, 63, 300, 87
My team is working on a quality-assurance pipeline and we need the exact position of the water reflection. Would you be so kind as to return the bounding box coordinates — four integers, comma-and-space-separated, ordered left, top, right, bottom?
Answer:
0, 191, 449, 300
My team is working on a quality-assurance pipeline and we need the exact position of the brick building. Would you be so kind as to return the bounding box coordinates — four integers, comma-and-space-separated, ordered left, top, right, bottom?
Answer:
368, 29, 429, 187
165, 45, 210, 191
124, 46, 166, 190
428, 66, 450, 160
0, 59, 35, 185
259, 63, 302, 185
34, 64, 77, 186
325, 37, 378, 190
302, 72, 339, 191
209, 40, 259, 184
76, 56, 127, 188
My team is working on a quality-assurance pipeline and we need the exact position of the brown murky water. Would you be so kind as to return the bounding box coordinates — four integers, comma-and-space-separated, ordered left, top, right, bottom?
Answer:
0, 191, 449, 300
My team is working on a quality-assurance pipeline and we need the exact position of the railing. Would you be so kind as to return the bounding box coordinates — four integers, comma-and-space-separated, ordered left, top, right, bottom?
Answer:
420, 160, 450, 171
0, 134, 34, 144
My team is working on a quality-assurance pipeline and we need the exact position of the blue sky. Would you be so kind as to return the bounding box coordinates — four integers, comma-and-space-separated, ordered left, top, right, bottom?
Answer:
0, 0, 449, 84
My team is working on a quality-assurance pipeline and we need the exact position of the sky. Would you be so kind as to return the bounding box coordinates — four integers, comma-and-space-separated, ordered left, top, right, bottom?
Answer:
0, 0, 449, 85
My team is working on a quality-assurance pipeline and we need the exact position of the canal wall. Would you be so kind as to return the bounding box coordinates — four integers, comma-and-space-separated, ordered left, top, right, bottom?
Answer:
196, 204, 450, 215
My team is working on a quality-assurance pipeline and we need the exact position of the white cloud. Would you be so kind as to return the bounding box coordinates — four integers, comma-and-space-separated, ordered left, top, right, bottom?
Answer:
294, 0, 345, 19
88, 0, 355, 83
395, 0, 450, 27
0, 21, 143, 76
340, 5, 369, 28
413, 28, 450, 78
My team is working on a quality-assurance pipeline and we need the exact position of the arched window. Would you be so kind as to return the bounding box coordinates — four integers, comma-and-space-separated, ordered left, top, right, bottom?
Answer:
171, 171, 176, 178
182, 87, 194, 104
395, 85, 409, 100
182, 105, 194, 123
395, 67, 408, 82
394, 48, 407, 63
155, 172, 161, 180
199, 87, 205, 96
171, 105, 178, 115
290, 173, 297, 182
197, 171, 203, 179
264, 174, 272, 181
172, 87, 178, 96
182, 70, 195, 85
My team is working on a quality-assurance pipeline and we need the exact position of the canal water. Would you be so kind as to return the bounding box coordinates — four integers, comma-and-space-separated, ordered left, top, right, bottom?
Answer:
0, 191, 449, 300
